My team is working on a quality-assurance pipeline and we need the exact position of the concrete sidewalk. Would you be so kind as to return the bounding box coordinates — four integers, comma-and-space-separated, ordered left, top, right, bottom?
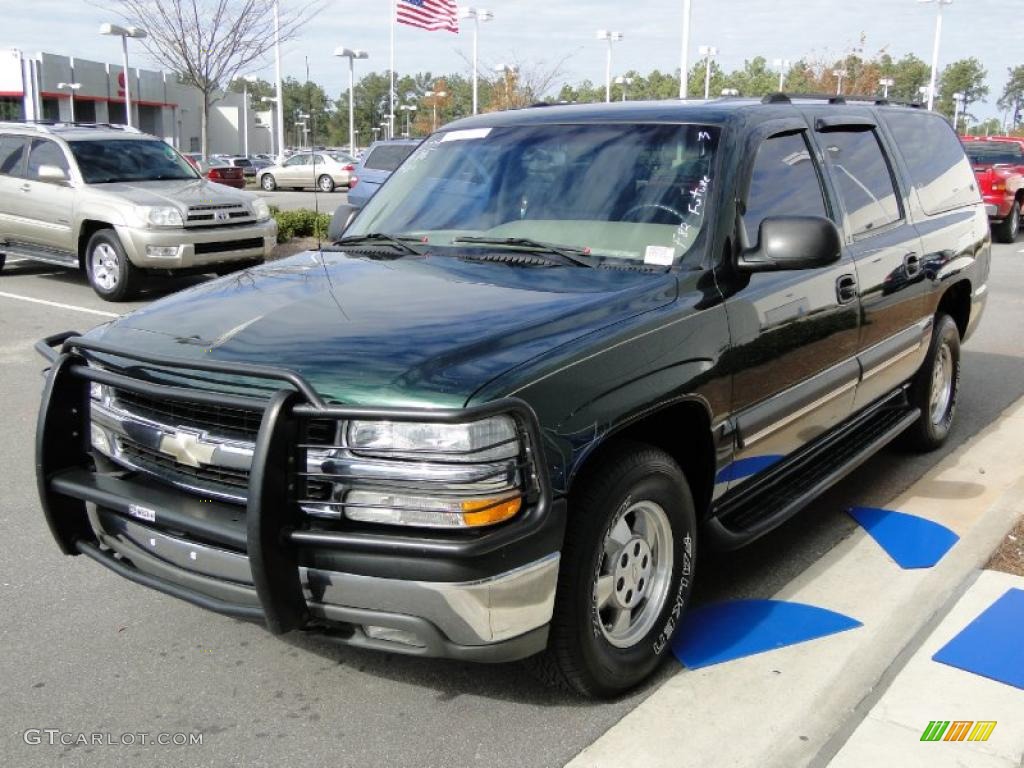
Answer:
826, 569, 1024, 768
567, 398, 1024, 768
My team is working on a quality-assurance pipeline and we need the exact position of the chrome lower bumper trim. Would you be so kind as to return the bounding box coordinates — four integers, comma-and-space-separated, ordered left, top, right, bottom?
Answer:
89, 509, 559, 648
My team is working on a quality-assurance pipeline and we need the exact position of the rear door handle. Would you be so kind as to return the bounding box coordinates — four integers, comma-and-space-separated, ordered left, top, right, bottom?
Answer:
904, 251, 921, 277
836, 274, 858, 304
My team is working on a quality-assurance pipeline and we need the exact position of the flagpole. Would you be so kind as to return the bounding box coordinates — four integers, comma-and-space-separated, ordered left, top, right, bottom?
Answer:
389, 0, 395, 140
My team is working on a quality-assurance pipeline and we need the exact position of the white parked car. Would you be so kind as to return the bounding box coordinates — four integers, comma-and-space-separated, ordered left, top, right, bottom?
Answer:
258, 151, 356, 192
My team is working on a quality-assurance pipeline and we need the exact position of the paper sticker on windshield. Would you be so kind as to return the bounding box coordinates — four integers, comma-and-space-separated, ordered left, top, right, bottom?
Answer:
644, 245, 675, 266
441, 128, 492, 143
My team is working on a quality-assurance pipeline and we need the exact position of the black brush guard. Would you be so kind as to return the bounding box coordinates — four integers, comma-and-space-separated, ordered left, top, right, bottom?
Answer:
35, 331, 557, 635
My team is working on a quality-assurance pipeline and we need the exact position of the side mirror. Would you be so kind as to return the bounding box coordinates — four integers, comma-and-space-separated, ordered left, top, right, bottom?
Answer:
36, 164, 69, 184
327, 203, 358, 241
737, 216, 841, 272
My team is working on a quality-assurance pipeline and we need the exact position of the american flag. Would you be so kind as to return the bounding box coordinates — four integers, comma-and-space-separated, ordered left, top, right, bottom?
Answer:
396, 0, 459, 33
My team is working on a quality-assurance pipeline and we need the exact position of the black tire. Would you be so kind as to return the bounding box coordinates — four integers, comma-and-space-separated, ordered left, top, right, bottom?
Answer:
901, 313, 961, 452
994, 201, 1020, 243
85, 229, 138, 301
318, 174, 335, 193
0, 252, 6, 272
260, 174, 277, 191
527, 440, 697, 698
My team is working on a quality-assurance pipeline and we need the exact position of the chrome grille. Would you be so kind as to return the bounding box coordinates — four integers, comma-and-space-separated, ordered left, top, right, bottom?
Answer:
91, 387, 334, 504
185, 203, 253, 227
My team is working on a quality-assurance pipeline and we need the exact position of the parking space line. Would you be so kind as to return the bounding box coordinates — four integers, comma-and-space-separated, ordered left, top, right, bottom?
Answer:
0, 290, 119, 318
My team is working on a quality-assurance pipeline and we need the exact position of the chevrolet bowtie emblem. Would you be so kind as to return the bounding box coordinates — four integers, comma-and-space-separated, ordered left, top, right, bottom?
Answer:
158, 430, 218, 468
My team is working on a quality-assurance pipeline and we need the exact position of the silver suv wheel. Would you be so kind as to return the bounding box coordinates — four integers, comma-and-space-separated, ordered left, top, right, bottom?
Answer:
90, 242, 120, 291
594, 499, 674, 649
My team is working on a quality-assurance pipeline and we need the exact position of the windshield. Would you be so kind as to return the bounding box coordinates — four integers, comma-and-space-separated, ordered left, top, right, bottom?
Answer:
69, 139, 199, 183
964, 142, 1024, 165
347, 123, 720, 264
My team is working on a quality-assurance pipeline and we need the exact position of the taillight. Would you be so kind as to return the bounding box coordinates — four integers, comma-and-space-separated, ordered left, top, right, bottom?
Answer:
343, 164, 354, 172
208, 168, 223, 179
349, 176, 359, 188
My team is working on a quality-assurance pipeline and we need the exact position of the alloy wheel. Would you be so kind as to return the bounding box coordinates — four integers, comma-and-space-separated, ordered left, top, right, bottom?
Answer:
90, 243, 120, 291
593, 500, 674, 649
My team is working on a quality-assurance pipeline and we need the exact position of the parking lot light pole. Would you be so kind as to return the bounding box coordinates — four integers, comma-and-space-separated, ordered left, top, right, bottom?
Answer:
261, 96, 278, 157
459, 7, 493, 115
56, 82, 81, 122
953, 91, 965, 132
613, 76, 633, 102
398, 105, 417, 137
273, 0, 286, 162
99, 23, 147, 129
698, 45, 717, 100
424, 90, 448, 130
919, 0, 952, 111
596, 30, 624, 103
772, 59, 790, 91
334, 47, 369, 157
879, 77, 895, 98
679, 0, 692, 99
832, 68, 848, 95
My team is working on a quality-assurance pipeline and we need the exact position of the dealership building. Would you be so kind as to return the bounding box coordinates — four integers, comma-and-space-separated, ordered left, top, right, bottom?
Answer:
0, 48, 271, 155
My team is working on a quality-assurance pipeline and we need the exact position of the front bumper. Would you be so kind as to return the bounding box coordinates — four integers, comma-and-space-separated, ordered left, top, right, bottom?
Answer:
35, 333, 564, 662
116, 220, 277, 269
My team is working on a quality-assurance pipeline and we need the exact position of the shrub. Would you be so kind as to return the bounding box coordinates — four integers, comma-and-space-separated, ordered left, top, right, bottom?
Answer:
272, 208, 331, 243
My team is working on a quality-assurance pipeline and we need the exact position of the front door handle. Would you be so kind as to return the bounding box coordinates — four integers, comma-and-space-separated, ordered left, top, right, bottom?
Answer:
904, 251, 921, 277
836, 274, 858, 304
19, 183, 30, 192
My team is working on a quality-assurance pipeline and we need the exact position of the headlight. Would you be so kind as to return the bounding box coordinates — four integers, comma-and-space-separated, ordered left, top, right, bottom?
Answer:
301, 414, 529, 528
252, 198, 271, 221
140, 206, 184, 228
347, 415, 519, 462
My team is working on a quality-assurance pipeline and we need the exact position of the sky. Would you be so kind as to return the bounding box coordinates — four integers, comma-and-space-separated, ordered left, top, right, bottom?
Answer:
1, 0, 1019, 120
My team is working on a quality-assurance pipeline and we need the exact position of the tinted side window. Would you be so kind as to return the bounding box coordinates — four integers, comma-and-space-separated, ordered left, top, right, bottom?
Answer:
0, 136, 28, 176
744, 132, 827, 242
882, 111, 979, 215
820, 129, 900, 236
28, 139, 70, 179
364, 144, 416, 172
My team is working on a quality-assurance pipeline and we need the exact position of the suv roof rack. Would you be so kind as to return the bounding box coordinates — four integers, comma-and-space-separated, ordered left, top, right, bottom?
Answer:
0, 119, 142, 134
761, 92, 924, 109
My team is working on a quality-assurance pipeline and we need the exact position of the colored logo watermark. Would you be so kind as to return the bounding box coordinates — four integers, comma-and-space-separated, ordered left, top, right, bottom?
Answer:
920, 721, 997, 742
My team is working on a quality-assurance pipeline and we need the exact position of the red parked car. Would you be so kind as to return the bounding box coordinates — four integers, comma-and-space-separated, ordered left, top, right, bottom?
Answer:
181, 153, 246, 190
961, 139, 1024, 242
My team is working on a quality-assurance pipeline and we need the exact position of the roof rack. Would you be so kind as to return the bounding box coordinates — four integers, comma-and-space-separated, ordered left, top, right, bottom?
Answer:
0, 119, 142, 133
761, 92, 924, 109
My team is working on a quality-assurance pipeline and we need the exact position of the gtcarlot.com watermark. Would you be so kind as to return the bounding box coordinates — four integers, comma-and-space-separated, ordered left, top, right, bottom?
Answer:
23, 729, 203, 747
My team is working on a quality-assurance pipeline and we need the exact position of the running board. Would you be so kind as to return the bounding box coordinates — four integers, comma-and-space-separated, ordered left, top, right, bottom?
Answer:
707, 391, 920, 550
2, 243, 78, 268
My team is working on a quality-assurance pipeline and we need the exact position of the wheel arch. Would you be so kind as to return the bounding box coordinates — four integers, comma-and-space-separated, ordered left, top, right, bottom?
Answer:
567, 397, 717, 520
76, 219, 114, 270
936, 278, 972, 339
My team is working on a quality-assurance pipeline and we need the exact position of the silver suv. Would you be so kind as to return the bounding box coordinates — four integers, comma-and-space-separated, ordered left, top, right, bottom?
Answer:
0, 122, 277, 300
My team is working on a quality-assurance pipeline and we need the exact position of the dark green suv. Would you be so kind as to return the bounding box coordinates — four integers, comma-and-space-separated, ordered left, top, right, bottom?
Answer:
36, 96, 988, 697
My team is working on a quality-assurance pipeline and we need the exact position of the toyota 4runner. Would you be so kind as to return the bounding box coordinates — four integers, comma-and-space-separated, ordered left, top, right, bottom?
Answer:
0, 122, 277, 300
35, 97, 988, 697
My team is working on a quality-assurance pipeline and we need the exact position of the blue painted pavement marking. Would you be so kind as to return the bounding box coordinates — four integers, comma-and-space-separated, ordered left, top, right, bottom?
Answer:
672, 599, 862, 669
848, 506, 959, 569
933, 587, 1024, 690
714, 455, 783, 484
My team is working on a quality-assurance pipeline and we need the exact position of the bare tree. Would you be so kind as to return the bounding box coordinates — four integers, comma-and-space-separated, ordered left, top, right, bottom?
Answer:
105, 0, 323, 157
457, 51, 574, 109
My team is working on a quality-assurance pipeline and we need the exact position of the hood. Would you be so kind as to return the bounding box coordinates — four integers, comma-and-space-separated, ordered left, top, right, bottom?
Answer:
91, 250, 677, 407
90, 179, 255, 209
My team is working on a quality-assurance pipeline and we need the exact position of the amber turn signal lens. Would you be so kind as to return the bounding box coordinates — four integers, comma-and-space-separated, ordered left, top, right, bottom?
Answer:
461, 496, 521, 527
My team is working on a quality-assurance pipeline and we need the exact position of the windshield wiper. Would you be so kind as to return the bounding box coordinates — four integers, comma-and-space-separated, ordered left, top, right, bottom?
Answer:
326, 233, 424, 255
450, 236, 596, 268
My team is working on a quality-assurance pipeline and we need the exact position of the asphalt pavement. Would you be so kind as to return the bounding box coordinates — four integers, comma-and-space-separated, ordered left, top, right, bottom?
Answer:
252, 187, 345, 213
1, 243, 1021, 768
